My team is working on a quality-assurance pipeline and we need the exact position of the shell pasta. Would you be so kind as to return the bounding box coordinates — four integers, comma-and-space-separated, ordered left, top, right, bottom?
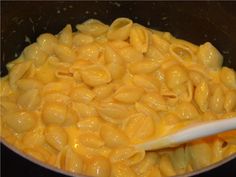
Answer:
1, 18, 236, 177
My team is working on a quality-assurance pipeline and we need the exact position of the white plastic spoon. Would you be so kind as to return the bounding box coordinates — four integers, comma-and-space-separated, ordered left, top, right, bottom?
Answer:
135, 117, 236, 151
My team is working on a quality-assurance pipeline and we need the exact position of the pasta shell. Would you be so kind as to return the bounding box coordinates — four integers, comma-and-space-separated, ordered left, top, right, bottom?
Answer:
22, 128, 45, 148
111, 163, 137, 177
77, 43, 103, 62
129, 60, 160, 74
197, 42, 223, 70
186, 141, 212, 170
17, 89, 41, 111
194, 81, 209, 112
133, 75, 158, 91
64, 148, 84, 173
141, 93, 167, 112
54, 44, 77, 63
165, 65, 188, 89
145, 45, 164, 61
93, 84, 114, 100
35, 62, 55, 84
130, 24, 149, 53
124, 113, 155, 140
24, 148, 46, 162
110, 147, 145, 165
171, 38, 199, 53
220, 67, 236, 89
81, 65, 112, 87
107, 18, 133, 40
63, 108, 79, 126
6, 111, 36, 133
109, 40, 130, 49
77, 19, 109, 37
23, 43, 48, 66
37, 33, 58, 55
152, 34, 170, 54
70, 87, 95, 103
107, 62, 125, 80
159, 155, 176, 176
104, 45, 124, 64
114, 85, 143, 103
55, 69, 74, 81
169, 43, 195, 63
118, 46, 143, 63
175, 102, 199, 120
224, 90, 236, 112
85, 156, 111, 177
97, 102, 129, 124
189, 71, 206, 87
162, 113, 180, 125
42, 102, 67, 125
42, 81, 72, 95
42, 102, 78, 125
0, 101, 19, 118
73, 33, 94, 47
9, 61, 32, 87
44, 125, 68, 151
135, 102, 160, 121
72, 102, 98, 119
58, 24, 73, 47
132, 152, 159, 175
43, 93, 71, 104
16, 79, 43, 91
0, 77, 13, 96
170, 147, 188, 174
209, 86, 225, 114
100, 124, 129, 148
79, 133, 104, 148
77, 116, 102, 131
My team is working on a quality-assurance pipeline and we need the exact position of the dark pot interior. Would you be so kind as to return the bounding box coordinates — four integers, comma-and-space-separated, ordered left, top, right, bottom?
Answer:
1, 1, 236, 177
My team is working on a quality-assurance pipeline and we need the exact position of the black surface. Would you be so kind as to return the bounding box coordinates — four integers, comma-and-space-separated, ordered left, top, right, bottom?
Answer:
1, 1, 236, 177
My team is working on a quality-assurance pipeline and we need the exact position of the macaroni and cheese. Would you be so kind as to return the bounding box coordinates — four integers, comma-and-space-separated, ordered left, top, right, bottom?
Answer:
1, 18, 236, 177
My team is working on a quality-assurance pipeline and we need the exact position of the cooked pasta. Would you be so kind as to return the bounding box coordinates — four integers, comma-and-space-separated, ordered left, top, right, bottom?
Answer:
1, 18, 236, 177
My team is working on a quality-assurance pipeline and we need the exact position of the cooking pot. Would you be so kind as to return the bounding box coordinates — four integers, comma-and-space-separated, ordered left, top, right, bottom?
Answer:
1, 1, 236, 177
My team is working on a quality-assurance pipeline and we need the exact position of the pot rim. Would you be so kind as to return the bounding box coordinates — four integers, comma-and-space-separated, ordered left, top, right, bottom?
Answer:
2, 138, 236, 177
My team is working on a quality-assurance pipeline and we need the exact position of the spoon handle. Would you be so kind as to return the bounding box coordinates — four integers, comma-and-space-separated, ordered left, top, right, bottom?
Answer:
135, 117, 236, 151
